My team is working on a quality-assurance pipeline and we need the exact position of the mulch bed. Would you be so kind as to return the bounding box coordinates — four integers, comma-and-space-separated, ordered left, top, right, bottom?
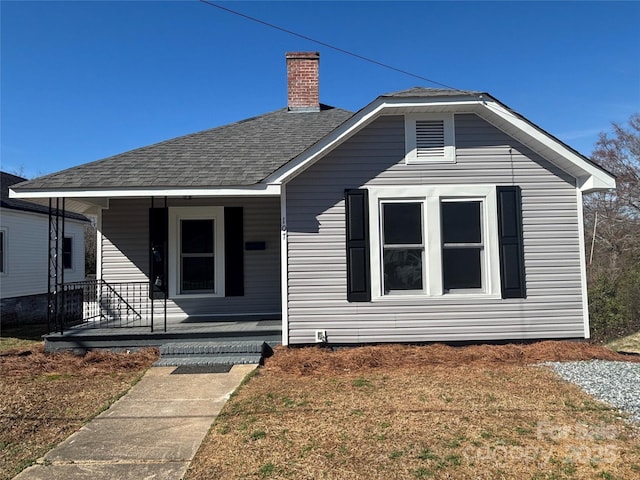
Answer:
264, 340, 639, 376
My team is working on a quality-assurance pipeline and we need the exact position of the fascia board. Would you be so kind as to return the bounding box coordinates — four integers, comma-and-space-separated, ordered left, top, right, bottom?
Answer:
476, 100, 616, 192
4, 193, 104, 216
9, 184, 281, 199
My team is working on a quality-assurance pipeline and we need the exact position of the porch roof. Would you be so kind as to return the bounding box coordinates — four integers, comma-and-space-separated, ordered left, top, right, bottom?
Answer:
1, 172, 89, 221
10, 106, 353, 193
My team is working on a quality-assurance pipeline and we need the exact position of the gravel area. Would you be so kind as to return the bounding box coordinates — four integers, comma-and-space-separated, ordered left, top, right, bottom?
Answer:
544, 360, 640, 424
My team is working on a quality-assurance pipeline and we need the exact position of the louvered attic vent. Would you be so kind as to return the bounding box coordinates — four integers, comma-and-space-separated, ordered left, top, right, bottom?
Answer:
415, 120, 445, 158
405, 114, 456, 164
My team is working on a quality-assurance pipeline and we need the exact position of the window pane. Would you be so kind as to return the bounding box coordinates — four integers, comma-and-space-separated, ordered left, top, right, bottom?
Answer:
383, 203, 422, 245
182, 257, 215, 292
0, 231, 4, 273
443, 248, 482, 290
62, 237, 72, 269
442, 201, 481, 244
181, 220, 214, 254
384, 249, 423, 292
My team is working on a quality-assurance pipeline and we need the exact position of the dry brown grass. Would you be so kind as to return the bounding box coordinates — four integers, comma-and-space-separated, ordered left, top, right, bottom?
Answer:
0, 345, 158, 480
608, 331, 640, 354
186, 342, 640, 480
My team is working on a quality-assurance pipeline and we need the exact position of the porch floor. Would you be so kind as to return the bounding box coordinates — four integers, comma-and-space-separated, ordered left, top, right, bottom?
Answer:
44, 316, 282, 352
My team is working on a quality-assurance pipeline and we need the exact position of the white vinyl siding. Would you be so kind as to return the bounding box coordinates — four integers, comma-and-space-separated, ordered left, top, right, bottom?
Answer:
0, 209, 86, 298
285, 113, 584, 344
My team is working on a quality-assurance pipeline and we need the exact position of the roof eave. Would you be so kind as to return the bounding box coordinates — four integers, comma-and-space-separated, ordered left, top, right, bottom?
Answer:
473, 96, 616, 192
9, 183, 281, 201
269, 93, 616, 193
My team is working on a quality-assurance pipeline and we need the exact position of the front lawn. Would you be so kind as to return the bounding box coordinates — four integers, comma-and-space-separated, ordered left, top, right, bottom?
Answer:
0, 323, 49, 353
0, 344, 157, 479
186, 342, 640, 480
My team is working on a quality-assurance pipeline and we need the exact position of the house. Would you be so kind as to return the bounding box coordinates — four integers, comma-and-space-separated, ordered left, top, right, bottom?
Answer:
1, 172, 88, 325
10, 52, 615, 347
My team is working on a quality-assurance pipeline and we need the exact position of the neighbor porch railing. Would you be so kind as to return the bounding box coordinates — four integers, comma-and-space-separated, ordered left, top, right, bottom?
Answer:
49, 280, 154, 332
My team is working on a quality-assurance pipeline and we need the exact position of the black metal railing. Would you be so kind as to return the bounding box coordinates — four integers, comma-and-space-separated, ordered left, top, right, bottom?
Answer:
51, 280, 152, 332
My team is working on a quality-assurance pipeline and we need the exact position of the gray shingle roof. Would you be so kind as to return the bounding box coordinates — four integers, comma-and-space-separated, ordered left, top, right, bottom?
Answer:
380, 87, 483, 98
13, 106, 353, 192
2, 172, 88, 221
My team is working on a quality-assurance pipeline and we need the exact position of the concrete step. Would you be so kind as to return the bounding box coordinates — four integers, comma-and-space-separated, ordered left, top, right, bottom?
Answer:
154, 340, 275, 367
154, 354, 263, 366
159, 341, 266, 356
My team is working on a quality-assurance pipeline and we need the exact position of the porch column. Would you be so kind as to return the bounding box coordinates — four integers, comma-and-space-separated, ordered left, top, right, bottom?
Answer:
47, 198, 66, 333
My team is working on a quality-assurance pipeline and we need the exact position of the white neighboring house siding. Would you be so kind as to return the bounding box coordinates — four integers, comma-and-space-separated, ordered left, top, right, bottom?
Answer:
100, 197, 281, 319
0, 208, 86, 299
285, 113, 585, 344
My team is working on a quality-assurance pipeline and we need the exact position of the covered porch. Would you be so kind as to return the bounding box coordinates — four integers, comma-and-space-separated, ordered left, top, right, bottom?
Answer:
35, 192, 285, 354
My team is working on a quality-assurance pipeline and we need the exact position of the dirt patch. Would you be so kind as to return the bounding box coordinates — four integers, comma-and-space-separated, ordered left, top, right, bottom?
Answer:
608, 331, 640, 354
264, 340, 638, 376
0, 345, 158, 480
186, 341, 640, 480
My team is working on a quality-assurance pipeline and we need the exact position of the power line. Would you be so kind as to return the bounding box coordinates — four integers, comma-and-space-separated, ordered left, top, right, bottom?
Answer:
198, 0, 463, 91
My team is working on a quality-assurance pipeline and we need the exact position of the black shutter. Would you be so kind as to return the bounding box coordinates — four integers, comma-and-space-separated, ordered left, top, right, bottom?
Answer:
224, 207, 244, 296
149, 207, 168, 299
345, 189, 371, 302
496, 186, 526, 299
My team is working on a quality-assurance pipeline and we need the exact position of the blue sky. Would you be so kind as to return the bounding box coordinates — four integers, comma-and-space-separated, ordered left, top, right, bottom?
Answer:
2, 0, 639, 179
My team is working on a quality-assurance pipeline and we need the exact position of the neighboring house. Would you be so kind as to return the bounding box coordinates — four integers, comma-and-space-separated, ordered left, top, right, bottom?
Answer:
10, 52, 615, 344
1, 172, 87, 324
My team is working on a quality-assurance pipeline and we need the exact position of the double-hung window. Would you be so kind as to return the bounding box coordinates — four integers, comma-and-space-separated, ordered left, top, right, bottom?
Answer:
168, 207, 225, 298
62, 237, 73, 270
441, 200, 484, 292
381, 202, 424, 293
367, 185, 501, 299
180, 219, 215, 293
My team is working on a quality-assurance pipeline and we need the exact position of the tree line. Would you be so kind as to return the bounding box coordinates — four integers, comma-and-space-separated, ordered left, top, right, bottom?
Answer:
584, 113, 640, 341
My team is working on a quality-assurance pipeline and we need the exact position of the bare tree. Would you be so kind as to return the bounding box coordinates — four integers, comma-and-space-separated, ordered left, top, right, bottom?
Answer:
584, 113, 640, 340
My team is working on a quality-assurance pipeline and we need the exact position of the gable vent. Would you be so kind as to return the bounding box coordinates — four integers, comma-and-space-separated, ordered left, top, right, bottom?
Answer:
415, 120, 445, 158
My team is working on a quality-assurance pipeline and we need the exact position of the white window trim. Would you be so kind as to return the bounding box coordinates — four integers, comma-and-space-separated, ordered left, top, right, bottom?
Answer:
168, 206, 225, 299
440, 198, 485, 294
0, 228, 7, 276
368, 185, 501, 301
404, 113, 456, 164
380, 199, 426, 295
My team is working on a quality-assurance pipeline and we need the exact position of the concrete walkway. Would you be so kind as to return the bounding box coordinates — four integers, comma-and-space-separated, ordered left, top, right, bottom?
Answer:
14, 364, 257, 480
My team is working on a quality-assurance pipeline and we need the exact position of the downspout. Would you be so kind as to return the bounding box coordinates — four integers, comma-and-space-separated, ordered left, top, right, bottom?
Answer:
576, 188, 591, 339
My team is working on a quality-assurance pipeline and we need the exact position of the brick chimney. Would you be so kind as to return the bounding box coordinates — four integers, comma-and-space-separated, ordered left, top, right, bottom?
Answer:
286, 52, 320, 112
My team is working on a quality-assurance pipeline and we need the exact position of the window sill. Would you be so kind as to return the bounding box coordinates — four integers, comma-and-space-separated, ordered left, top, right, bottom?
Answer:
371, 292, 502, 302
170, 292, 224, 300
